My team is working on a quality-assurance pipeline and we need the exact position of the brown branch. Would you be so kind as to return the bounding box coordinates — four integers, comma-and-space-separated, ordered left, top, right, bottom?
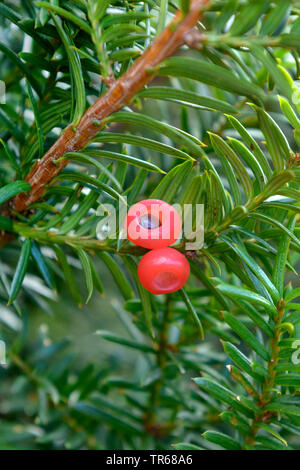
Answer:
11, 0, 209, 215
244, 299, 285, 448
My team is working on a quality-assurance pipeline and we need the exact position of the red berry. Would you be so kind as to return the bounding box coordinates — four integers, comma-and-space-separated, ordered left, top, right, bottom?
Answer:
125, 199, 182, 249
137, 247, 190, 295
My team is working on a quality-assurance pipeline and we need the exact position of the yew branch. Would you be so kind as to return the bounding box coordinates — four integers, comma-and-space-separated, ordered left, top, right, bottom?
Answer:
12, 0, 209, 214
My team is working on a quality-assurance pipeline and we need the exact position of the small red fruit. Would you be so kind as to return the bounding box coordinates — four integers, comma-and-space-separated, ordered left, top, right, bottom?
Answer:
125, 199, 182, 249
137, 247, 190, 295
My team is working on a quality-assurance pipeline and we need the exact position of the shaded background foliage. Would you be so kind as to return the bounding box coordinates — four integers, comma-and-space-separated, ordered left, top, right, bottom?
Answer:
0, 0, 300, 450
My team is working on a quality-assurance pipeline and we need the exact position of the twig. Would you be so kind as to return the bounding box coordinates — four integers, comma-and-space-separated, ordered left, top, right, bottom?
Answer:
11, 0, 209, 214
144, 295, 174, 437
243, 299, 286, 448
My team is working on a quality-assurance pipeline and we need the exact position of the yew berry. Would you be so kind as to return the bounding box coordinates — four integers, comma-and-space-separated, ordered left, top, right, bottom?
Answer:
124, 199, 181, 249
137, 247, 190, 295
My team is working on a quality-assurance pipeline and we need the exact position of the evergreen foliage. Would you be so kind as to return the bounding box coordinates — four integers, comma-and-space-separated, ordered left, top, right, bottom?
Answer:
0, 0, 300, 450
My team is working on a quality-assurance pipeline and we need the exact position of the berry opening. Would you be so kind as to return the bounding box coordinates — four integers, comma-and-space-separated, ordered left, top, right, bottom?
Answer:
153, 271, 179, 291
139, 214, 161, 230
125, 199, 182, 249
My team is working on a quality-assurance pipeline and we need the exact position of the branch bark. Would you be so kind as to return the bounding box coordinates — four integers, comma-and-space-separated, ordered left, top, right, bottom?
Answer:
12, 0, 209, 214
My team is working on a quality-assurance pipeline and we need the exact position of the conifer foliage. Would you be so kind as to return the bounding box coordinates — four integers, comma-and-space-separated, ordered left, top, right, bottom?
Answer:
0, 0, 300, 450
